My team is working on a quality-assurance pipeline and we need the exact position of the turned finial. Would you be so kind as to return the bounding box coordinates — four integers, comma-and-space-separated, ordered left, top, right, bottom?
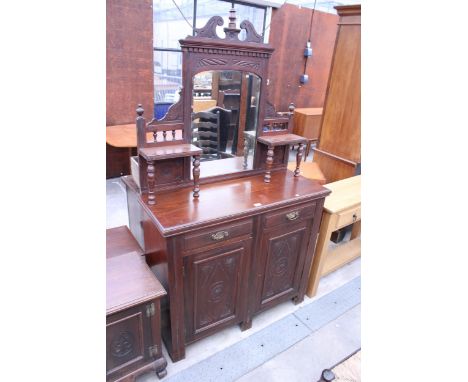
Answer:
224, 6, 241, 39
288, 103, 295, 113
136, 104, 144, 117
228, 6, 237, 29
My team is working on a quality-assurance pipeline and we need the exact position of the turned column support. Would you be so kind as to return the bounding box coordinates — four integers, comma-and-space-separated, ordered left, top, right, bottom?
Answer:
264, 145, 274, 183
192, 155, 201, 198
147, 160, 156, 205
295, 142, 304, 177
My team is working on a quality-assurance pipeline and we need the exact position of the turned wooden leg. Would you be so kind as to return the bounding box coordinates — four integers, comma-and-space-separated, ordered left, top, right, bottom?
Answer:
304, 140, 312, 162
294, 142, 304, 176
264, 146, 274, 183
147, 160, 156, 205
243, 137, 249, 169
192, 155, 200, 198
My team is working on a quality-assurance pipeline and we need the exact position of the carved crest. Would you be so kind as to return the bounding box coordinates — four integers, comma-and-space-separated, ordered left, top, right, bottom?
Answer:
192, 7, 264, 44
194, 16, 223, 39
240, 20, 263, 43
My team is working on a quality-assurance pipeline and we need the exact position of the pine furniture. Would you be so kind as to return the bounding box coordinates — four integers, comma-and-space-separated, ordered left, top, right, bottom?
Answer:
292, 107, 323, 160
306, 175, 361, 297
313, 5, 361, 183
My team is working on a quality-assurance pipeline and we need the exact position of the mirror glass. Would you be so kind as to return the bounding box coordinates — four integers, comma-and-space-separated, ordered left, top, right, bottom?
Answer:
191, 70, 261, 178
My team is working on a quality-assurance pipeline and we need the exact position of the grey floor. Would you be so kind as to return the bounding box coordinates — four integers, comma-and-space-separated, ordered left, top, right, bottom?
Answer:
107, 146, 361, 382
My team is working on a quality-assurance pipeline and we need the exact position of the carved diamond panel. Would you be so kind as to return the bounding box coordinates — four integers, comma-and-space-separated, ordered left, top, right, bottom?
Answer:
192, 248, 243, 331
262, 229, 304, 302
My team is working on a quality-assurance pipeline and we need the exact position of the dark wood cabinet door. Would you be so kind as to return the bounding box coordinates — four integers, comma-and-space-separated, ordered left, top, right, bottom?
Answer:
255, 222, 311, 311
183, 240, 251, 342
106, 304, 152, 378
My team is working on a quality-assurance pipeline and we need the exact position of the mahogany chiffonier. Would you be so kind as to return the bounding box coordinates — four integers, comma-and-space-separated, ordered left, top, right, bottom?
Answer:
106, 249, 168, 380
124, 6, 331, 362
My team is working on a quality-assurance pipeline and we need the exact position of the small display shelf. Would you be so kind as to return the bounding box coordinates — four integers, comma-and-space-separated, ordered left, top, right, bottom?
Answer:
139, 143, 203, 205
257, 133, 307, 183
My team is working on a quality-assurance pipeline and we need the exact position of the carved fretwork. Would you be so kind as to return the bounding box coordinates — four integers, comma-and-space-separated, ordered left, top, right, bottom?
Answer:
148, 92, 184, 125
197, 58, 228, 67
232, 59, 260, 70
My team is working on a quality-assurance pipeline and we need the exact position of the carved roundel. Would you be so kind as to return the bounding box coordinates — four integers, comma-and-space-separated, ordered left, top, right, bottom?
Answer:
110, 331, 134, 358
208, 280, 226, 303
272, 256, 289, 277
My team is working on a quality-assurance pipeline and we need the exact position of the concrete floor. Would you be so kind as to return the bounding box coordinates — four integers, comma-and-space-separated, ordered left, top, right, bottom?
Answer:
107, 151, 361, 381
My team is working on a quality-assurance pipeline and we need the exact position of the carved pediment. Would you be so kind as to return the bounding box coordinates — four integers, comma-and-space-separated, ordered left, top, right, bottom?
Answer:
192, 7, 264, 44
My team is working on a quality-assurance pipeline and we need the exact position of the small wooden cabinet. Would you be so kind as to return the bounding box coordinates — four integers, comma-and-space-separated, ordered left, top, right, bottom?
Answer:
107, 252, 168, 381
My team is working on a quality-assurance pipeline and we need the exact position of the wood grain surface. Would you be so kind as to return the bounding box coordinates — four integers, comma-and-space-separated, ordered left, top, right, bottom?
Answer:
106, 251, 166, 315
139, 144, 202, 161
257, 133, 307, 146
323, 175, 361, 214
268, 5, 338, 112
123, 170, 329, 236
107, 226, 143, 258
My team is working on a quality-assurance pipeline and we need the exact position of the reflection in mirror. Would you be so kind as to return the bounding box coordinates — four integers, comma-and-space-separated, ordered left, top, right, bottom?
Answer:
192, 70, 261, 178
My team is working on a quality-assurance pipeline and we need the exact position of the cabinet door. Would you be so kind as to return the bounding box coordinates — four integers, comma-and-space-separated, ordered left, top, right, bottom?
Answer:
106, 303, 153, 378
184, 240, 250, 342
256, 222, 310, 311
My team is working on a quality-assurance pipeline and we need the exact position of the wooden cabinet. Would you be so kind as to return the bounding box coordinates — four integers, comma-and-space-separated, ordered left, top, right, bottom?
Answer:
123, 172, 329, 362
106, 252, 167, 381
313, 5, 361, 183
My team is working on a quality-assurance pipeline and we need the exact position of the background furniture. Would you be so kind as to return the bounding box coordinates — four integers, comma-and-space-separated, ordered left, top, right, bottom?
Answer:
287, 161, 326, 185
107, 227, 168, 380
191, 110, 221, 160
306, 175, 361, 297
313, 5, 361, 183
293, 107, 323, 160
106, 124, 183, 179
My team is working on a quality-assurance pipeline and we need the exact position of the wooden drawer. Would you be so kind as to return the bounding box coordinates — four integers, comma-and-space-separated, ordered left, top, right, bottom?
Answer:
335, 205, 361, 229
183, 219, 253, 251
263, 202, 316, 229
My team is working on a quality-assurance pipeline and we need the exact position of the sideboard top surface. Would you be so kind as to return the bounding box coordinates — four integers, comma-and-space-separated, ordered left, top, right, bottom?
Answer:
123, 170, 330, 237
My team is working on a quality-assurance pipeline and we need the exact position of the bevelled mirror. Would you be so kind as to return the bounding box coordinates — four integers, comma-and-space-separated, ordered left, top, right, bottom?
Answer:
191, 70, 261, 178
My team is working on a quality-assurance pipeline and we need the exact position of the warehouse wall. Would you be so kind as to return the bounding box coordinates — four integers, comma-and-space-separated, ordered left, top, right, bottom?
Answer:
267, 4, 338, 112
106, 0, 154, 126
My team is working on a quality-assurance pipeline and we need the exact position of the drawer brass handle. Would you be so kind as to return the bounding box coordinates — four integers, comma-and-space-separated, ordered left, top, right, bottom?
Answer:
211, 231, 229, 241
286, 211, 300, 221
352, 213, 358, 222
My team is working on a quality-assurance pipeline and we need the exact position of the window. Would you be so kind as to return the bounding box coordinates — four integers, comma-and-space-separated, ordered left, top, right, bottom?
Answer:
153, 0, 270, 113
